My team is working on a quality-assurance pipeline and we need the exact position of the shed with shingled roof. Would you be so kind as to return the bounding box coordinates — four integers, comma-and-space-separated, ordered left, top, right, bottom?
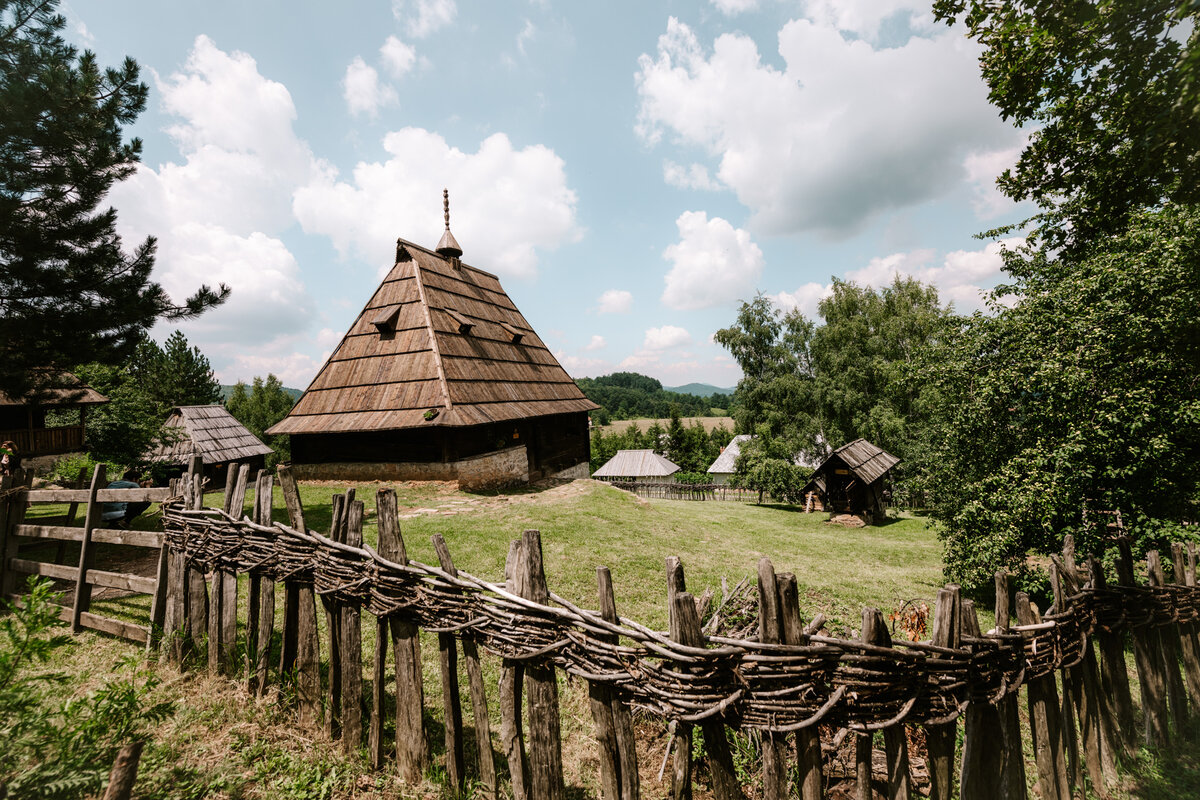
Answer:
593, 449, 681, 483
0, 371, 109, 459
802, 438, 900, 524
267, 193, 597, 488
145, 405, 274, 482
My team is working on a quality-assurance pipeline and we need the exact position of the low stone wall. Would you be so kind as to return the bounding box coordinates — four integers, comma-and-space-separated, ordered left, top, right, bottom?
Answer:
290, 445, 530, 489
542, 461, 589, 483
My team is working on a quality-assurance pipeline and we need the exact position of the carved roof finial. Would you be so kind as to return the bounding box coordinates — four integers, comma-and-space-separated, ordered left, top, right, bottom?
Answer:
436, 187, 462, 258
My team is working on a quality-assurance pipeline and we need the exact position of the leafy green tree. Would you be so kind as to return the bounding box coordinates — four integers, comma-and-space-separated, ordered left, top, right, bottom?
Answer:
225, 374, 295, 467
576, 372, 715, 420
925, 205, 1200, 591
71, 361, 161, 465
933, 0, 1200, 250
0, 0, 227, 401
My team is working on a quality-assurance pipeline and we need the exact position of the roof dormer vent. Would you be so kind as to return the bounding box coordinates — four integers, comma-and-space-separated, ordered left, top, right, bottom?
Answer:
445, 308, 474, 334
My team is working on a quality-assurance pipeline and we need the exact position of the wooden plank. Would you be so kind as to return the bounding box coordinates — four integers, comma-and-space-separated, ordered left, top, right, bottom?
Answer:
518, 530, 564, 800
861, 608, 910, 800
778, 573, 821, 800
1016, 593, 1070, 800
147, 541, 169, 654
377, 487, 427, 778
926, 585, 959, 800
15, 598, 152, 645
958, 598, 1004, 800
589, 567, 624, 800
1046, 565, 1080, 791
9, 558, 156, 594
14, 524, 164, 549
433, 533, 496, 798
992, 572, 1028, 800
185, 456, 209, 659
324, 492, 347, 740
340, 499, 364, 751
254, 472, 276, 696
71, 464, 106, 634
25, 487, 173, 503
277, 464, 304, 679
1116, 538, 1170, 748
756, 557, 787, 800
501, 540, 529, 800
1148, 550, 1188, 735
596, 567, 639, 800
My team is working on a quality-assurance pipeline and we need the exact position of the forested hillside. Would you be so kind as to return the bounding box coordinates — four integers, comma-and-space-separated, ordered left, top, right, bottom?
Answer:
576, 372, 730, 422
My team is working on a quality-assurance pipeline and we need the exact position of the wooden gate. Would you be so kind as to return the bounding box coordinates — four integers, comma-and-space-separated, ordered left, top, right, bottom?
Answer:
0, 465, 173, 646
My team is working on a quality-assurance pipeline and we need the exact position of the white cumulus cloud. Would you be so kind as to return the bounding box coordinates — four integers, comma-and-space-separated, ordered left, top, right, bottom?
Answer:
643, 325, 693, 350
711, 0, 759, 15
597, 289, 633, 314
662, 211, 763, 310
635, 16, 1020, 237
663, 161, 721, 191
585, 335, 606, 351
293, 128, 581, 278
394, 0, 456, 38
343, 57, 398, 117
380, 36, 418, 77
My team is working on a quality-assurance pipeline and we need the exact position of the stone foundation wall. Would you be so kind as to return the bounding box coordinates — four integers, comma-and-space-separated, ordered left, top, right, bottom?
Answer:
290, 445, 529, 489
542, 461, 589, 483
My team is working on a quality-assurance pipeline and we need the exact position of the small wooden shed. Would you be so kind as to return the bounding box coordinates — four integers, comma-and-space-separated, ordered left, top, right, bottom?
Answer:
803, 438, 899, 524
0, 372, 108, 459
593, 449, 681, 483
145, 405, 273, 483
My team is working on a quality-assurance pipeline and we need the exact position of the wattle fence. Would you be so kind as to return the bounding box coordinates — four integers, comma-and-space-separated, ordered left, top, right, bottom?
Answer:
9, 455, 1200, 800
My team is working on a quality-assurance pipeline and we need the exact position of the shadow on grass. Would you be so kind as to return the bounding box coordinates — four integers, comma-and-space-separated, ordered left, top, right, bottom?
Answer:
1122, 720, 1200, 799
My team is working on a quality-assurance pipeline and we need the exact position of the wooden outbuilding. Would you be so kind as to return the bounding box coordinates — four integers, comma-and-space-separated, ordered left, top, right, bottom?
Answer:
593, 449, 681, 483
267, 194, 598, 488
0, 372, 108, 460
803, 438, 899, 524
145, 405, 274, 483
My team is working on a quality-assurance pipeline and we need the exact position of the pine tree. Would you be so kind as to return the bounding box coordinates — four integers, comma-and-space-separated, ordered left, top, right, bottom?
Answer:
0, 1, 228, 400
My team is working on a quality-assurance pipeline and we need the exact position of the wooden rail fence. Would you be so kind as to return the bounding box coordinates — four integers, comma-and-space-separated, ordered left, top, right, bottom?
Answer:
8, 457, 1200, 799
608, 481, 761, 502
0, 466, 171, 646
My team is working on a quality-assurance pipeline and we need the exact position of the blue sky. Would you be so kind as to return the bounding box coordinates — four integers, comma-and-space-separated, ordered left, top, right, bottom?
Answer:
66, 0, 1029, 390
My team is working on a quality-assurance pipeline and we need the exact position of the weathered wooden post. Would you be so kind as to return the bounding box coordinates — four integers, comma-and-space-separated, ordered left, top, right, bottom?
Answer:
777, 573, 822, 800
501, 540, 529, 800
324, 491, 349, 739
517, 530, 565, 800
340, 500, 365, 751
1174, 544, 1200, 713
958, 598, 1005, 800
992, 572, 1028, 799
433, 533, 497, 798
1116, 538, 1170, 747
591, 566, 640, 800
434, 540, 466, 791
1088, 557, 1137, 760
1046, 562, 1081, 792
1147, 550, 1188, 734
926, 585, 960, 800
372, 487, 427, 779
755, 557, 789, 800
277, 465, 321, 725
186, 457, 209, 656
246, 471, 275, 695
860, 607, 910, 800
70, 464, 106, 634
209, 463, 246, 675
1015, 593, 1070, 800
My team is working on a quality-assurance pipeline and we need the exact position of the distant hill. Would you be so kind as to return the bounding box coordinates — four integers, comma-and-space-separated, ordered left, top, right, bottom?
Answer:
220, 384, 304, 403
665, 383, 735, 396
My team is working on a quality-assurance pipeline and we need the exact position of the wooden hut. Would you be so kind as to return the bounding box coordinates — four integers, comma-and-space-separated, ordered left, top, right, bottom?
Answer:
803, 438, 899, 524
593, 449, 681, 483
0, 372, 108, 461
145, 405, 273, 483
267, 194, 598, 489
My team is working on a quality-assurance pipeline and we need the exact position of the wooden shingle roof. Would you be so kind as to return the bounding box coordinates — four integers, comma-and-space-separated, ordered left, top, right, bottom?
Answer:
268, 238, 597, 435
593, 449, 680, 478
824, 438, 900, 485
0, 371, 108, 406
145, 405, 274, 464
707, 434, 752, 474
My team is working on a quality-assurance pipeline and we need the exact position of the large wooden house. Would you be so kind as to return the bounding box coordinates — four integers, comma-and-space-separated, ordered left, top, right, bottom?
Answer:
268, 199, 597, 488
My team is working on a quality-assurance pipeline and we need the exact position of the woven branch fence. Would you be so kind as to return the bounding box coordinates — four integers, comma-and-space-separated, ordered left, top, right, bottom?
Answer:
153, 459, 1200, 799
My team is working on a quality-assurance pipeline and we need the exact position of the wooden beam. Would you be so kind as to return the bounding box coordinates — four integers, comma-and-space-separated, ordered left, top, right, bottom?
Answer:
13, 524, 163, 548
25, 488, 173, 503
70, 464, 106, 634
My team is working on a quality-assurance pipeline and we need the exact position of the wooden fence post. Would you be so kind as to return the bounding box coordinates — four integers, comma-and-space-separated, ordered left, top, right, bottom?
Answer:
992, 572, 1028, 799
1116, 537, 1170, 748
926, 585, 960, 800
518, 529, 565, 800
247, 471, 275, 696
959, 598, 1005, 800
375, 487, 427, 780
1088, 557, 1137, 761
70, 464, 106, 634
501, 540, 529, 800
776, 573, 822, 800
593, 566, 640, 800
1175, 544, 1200, 714
340, 499, 365, 751
433, 533, 497, 798
435, 539, 466, 791
1015, 592, 1070, 800
756, 557, 789, 800
861, 607, 910, 800
1147, 550, 1188, 734
186, 457, 209, 656
324, 490, 349, 739
277, 465, 301, 679
277, 464, 320, 726
1046, 562, 1081, 792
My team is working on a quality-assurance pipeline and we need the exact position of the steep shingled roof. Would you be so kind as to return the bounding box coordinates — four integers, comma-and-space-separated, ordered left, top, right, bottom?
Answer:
826, 438, 900, 485
146, 405, 273, 464
268, 238, 596, 436
593, 449, 680, 478
707, 434, 753, 474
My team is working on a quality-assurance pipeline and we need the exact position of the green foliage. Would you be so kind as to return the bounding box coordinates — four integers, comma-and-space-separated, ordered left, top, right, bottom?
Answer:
72, 360, 164, 466
925, 205, 1200, 591
932, 0, 1200, 252
0, 577, 173, 799
0, 0, 227, 401
132, 330, 222, 413
225, 374, 295, 468
577, 372, 720, 420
